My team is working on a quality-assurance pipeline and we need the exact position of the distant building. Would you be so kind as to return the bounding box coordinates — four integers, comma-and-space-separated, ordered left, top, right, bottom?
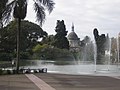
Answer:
67, 24, 81, 52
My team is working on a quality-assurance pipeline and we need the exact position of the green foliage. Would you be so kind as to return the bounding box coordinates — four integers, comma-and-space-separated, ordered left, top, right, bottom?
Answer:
33, 44, 49, 53
20, 52, 31, 59
53, 20, 69, 49
1, 20, 47, 51
13, 0, 27, 19
2, 0, 55, 73
0, 69, 3, 75
0, 1, 8, 18
0, 52, 12, 61
41, 35, 55, 45
0, 23, 17, 53
3, 0, 55, 26
0, 20, 48, 60
0, 0, 8, 28
33, 44, 73, 60
93, 28, 107, 64
55, 20, 67, 36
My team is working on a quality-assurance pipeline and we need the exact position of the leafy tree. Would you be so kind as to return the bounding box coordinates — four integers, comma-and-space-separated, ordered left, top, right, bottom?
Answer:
0, 20, 48, 63
41, 35, 54, 45
53, 20, 69, 49
0, 26, 14, 61
33, 44, 54, 59
0, 20, 47, 53
33, 44, 73, 60
2, 0, 55, 73
0, 27, 16, 53
93, 28, 107, 64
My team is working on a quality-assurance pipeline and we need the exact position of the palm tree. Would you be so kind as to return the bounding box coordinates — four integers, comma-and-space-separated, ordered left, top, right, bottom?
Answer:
2, 0, 55, 73
0, 0, 8, 28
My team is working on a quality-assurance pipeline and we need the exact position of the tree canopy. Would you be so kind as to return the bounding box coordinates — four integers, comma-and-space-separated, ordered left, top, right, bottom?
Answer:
53, 20, 69, 49
0, 20, 48, 60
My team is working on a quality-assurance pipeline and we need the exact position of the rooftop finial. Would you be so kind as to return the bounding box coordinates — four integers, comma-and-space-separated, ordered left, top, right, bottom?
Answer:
106, 33, 109, 39
72, 23, 74, 32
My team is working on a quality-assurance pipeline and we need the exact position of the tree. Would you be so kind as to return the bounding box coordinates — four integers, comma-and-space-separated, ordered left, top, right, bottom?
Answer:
41, 35, 54, 45
2, 0, 55, 73
0, 27, 16, 53
0, 20, 47, 53
32, 44, 73, 60
53, 20, 69, 49
93, 28, 107, 64
0, 0, 8, 28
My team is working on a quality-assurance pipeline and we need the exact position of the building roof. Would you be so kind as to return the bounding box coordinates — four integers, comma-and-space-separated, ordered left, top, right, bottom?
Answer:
67, 23, 79, 40
68, 31, 79, 40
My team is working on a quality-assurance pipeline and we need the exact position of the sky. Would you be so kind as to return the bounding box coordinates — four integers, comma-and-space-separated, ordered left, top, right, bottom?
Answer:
25, 0, 120, 40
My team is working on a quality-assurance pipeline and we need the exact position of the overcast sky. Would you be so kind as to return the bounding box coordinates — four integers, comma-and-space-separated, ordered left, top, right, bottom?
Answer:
25, 0, 120, 40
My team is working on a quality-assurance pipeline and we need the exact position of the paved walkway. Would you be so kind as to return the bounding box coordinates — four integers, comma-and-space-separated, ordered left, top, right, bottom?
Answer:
0, 73, 120, 90
0, 74, 40, 90
35, 73, 120, 90
26, 74, 56, 90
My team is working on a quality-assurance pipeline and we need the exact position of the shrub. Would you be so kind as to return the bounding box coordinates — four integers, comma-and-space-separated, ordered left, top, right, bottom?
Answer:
0, 69, 3, 75
32, 44, 74, 60
0, 53, 12, 61
6, 70, 11, 74
20, 52, 31, 59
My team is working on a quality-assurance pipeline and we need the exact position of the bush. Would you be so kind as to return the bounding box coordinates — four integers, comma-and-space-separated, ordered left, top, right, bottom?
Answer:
20, 52, 31, 59
0, 53, 12, 61
6, 70, 11, 74
0, 69, 3, 75
32, 44, 74, 60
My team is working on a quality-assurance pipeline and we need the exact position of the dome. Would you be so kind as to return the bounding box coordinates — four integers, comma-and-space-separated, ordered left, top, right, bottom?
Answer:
67, 31, 79, 40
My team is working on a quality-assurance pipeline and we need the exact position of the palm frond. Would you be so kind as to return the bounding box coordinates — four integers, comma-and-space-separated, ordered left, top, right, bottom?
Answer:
37, 0, 55, 13
2, 0, 16, 24
0, 0, 8, 20
34, 2, 46, 26
13, 0, 28, 19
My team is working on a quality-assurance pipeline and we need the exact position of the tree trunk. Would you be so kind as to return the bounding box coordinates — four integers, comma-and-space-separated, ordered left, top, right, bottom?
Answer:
0, 20, 3, 29
16, 18, 21, 73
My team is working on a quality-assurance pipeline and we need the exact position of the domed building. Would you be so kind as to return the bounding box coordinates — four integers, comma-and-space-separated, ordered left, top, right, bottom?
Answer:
67, 24, 81, 52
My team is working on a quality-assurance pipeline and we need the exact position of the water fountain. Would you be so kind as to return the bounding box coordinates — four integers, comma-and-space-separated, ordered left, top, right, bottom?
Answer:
105, 36, 111, 71
93, 40, 97, 72
92, 30, 120, 75
19, 30, 120, 76
117, 34, 120, 64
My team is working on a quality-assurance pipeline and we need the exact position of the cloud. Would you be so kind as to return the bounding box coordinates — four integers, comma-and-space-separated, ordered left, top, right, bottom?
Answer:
26, 0, 120, 40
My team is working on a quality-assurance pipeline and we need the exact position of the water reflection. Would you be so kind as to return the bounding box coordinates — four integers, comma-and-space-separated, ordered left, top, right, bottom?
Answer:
19, 60, 120, 75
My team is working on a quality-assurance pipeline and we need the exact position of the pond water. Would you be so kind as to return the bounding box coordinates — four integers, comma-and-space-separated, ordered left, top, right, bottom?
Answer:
19, 60, 120, 76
